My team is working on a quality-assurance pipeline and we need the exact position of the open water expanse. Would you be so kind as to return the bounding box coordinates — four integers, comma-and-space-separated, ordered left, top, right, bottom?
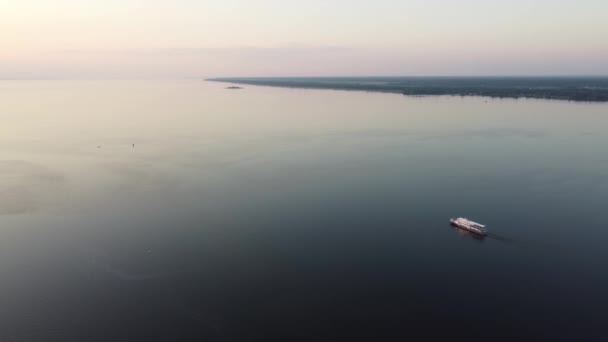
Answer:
0, 80, 607, 341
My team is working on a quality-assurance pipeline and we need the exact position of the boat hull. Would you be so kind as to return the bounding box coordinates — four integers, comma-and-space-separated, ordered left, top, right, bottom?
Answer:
450, 220, 488, 236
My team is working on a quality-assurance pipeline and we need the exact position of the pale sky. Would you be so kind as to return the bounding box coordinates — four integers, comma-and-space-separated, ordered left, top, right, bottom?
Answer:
1, 0, 607, 78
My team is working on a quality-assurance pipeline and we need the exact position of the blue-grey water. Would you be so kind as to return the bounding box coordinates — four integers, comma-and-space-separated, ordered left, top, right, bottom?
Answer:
1, 80, 607, 341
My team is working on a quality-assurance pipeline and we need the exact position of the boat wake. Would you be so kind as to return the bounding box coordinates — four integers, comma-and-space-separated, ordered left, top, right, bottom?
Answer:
486, 232, 516, 243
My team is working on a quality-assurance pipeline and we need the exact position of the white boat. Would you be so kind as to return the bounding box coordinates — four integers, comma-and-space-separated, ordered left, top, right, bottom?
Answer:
450, 218, 488, 236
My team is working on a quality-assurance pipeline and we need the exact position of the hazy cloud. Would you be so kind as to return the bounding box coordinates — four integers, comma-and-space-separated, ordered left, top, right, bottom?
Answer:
3, 45, 607, 79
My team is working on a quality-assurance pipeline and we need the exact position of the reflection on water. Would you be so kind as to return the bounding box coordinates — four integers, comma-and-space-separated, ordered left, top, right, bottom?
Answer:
0, 160, 66, 214
0, 80, 607, 341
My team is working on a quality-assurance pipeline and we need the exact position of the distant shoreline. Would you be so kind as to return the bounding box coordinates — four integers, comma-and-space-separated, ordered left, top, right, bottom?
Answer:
207, 77, 608, 102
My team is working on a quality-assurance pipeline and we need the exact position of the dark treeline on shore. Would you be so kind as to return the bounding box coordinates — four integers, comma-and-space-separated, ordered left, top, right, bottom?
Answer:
208, 77, 608, 102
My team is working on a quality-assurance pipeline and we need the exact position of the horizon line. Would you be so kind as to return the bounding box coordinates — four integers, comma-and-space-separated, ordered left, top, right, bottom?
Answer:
208, 75, 608, 79
3, 75, 608, 81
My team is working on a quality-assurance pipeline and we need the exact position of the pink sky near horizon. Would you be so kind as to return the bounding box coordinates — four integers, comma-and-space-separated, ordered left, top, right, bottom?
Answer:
2, 0, 607, 78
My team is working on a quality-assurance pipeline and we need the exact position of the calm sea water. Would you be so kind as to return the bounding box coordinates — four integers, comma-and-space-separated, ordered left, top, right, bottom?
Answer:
0, 80, 607, 341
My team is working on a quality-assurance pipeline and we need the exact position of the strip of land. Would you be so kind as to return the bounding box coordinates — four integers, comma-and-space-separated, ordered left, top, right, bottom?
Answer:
208, 77, 608, 102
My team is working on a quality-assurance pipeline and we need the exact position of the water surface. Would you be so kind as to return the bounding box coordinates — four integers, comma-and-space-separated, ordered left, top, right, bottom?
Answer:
0, 80, 607, 341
